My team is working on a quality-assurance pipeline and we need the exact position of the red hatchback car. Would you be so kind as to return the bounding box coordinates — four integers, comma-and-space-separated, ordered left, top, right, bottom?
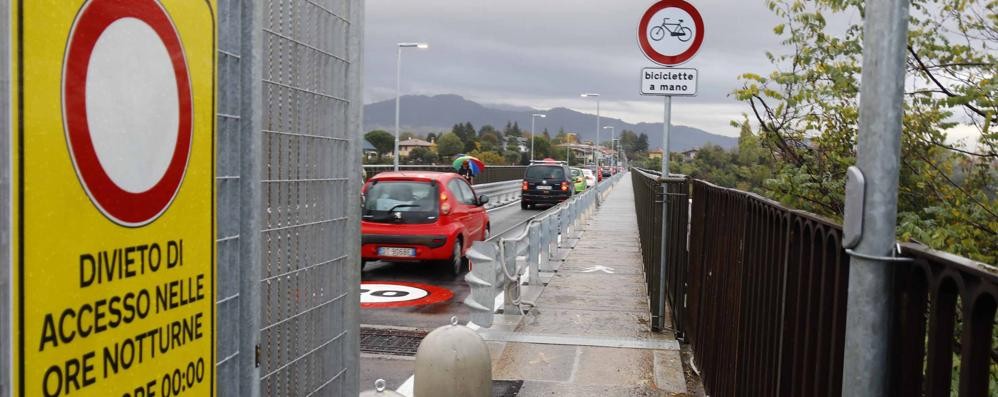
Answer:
361, 171, 490, 275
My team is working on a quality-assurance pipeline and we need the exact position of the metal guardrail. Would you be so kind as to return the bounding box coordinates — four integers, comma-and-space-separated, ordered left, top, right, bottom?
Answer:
471, 180, 521, 210
631, 168, 689, 335
463, 173, 625, 327
645, 177, 998, 397
363, 165, 527, 184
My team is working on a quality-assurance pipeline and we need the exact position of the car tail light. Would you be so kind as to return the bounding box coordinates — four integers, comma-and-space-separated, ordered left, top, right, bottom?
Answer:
440, 193, 451, 215
522, 181, 529, 191
561, 181, 569, 191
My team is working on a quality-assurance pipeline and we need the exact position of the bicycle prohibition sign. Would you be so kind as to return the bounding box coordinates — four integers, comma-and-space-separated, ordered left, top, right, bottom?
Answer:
637, 0, 705, 66
649, 18, 692, 42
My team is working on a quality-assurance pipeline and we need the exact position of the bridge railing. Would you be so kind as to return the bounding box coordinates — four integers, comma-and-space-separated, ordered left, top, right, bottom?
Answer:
631, 168, 689, 334
363, 165, 526, 184
634, 175, 997, 396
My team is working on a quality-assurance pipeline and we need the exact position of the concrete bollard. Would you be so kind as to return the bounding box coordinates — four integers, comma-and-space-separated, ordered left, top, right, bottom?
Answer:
360, 379, 407, 397
414, 317, 492, 397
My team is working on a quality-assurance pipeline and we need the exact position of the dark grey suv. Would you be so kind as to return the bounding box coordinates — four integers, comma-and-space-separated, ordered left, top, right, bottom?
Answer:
520, 161, 575, 209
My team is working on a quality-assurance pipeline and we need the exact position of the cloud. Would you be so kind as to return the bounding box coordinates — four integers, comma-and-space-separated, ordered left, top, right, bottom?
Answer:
364, 1, 787, 136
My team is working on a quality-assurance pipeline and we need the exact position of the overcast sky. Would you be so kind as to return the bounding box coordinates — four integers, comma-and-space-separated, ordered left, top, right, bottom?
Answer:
363, 0, 793, 137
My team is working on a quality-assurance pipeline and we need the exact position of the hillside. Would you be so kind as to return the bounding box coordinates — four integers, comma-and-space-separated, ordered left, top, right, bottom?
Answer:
363, 94, 737, 151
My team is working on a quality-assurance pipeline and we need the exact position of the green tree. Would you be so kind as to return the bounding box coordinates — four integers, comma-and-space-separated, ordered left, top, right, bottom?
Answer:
426, 132, 438, 143
479, 124, 498, 137
406, 147, 438, 165
479, 132, 500, 152
469, 150, 504, 166
634, 133, 650, 153
505, 136, 522, 153
364, 130, 395, 159
618, 130, 639, 158
531, 136, 554, 160
504, 121, 522, 137
437, 132, 464, 158
734, 0, 996, 263
503, 152, 521, 165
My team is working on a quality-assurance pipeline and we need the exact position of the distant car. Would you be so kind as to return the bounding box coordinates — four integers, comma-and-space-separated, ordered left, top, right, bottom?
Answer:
601, 167, 612, 178
521, 160, 575, 209
361, 171, 490, 275
570, 167, 587, 192
581, 169, 596, 188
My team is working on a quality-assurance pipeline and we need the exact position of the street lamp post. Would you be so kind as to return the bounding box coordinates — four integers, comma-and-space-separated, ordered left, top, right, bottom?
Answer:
581, 93, 600, 166
603, 126, 615, 169
393, 42, 429, 171
613, 139, 620, 169
530, 113, 546, 161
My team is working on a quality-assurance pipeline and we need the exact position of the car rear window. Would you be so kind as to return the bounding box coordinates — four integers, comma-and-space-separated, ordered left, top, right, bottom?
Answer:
526, 166, 565, 180
363, 181, 438, 224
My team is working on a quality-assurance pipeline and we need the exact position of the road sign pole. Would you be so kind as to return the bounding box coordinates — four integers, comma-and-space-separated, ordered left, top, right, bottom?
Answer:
841, 0, 910, 395
657, 95, 671, 332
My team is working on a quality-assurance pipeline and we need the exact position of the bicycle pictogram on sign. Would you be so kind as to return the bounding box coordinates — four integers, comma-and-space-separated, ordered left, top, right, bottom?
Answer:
649, 18, 692, 42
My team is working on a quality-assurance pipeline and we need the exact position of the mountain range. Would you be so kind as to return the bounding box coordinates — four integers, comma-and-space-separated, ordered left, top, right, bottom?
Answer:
363, 94, 737, 151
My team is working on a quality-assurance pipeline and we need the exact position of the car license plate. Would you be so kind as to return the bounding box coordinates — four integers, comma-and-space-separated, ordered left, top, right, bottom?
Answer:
537, 185, 552, 190
379, 247, 416, 257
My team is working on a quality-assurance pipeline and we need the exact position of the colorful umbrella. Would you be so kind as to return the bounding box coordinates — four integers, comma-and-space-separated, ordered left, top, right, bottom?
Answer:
452, 155, 486, 176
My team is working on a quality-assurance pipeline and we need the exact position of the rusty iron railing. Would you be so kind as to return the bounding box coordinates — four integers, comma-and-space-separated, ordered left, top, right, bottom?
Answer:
687, 179, 851, 396
648, 178, 996, 396
363, 165, 526, 185
631, 169, 689, 336
893, 244, 998, 396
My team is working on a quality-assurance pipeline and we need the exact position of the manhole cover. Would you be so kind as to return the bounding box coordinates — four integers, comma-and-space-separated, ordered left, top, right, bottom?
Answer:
360, 326, 428, 356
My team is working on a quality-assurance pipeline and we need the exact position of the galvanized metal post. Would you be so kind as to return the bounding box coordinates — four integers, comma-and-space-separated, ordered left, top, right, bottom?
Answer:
0, 0, 10, 392
527, 223, 541, 282
502, 239, 519, 314
841, 0, 910, 395
345, 1, 366, 394
236, 0, 263, 394
657, 96, 672, 332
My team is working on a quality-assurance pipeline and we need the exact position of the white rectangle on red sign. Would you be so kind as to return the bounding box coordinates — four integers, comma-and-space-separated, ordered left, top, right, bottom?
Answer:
641, 67, 697, 96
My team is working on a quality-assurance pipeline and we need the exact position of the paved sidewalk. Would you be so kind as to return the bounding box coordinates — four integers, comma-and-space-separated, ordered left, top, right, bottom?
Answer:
485, 174, 687, 396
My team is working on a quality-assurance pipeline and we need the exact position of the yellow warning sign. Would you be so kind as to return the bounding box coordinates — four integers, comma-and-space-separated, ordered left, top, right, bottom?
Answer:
12, 0, 216, 396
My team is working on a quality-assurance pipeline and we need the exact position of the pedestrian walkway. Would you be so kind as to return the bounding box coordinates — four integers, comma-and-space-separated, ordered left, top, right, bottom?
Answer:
483, 175, 688, 396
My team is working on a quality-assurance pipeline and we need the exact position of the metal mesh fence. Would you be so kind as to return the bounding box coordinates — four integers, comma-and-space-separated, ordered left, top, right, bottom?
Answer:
216, 0, 250, 395
257, 0, 360, 396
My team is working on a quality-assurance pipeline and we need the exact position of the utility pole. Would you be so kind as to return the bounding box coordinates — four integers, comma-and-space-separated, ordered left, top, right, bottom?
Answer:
841, 0, 910, 395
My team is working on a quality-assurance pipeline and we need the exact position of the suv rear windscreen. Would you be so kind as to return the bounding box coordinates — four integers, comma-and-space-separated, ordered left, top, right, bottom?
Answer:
363, 181, 439, 224
525, 166, 565, 180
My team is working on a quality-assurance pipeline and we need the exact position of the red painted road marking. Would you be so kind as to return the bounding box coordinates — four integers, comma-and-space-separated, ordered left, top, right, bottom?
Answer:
361, 281, 454, 309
